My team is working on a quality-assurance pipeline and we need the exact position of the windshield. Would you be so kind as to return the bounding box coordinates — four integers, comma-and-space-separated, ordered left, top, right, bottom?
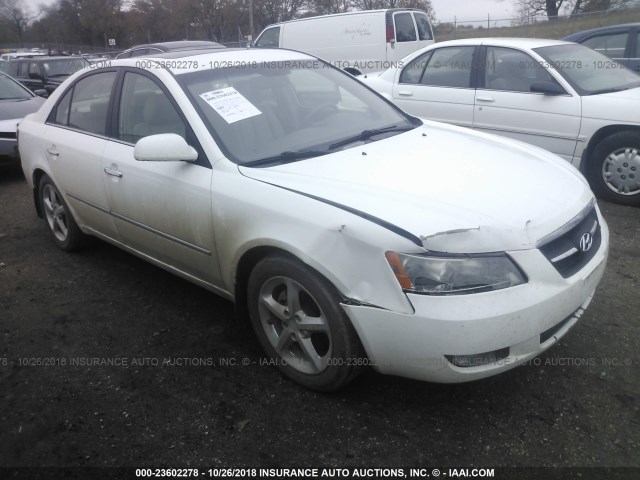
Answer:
535, 44, 640, 95
0, 74, 32, 100
178, 61, 418, 164
42, 58, 90, 77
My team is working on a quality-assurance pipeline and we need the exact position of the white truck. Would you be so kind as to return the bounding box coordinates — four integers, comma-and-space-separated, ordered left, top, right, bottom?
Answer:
253, 9, 434, 75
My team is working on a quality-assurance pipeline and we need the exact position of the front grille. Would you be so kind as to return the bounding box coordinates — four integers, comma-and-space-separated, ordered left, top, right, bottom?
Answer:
0, 132, 17, 139
539, 207, 601, 278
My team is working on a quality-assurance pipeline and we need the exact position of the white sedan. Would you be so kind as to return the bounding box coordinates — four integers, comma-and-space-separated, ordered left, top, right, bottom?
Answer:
18, 48, 608, 391
360, 38, 640, 206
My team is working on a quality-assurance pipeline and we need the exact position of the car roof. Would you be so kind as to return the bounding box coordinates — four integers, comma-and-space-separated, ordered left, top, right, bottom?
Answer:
124, 41, 225, 52
563, 23, 640, 41
12, 56, 88, 62
434, 37, 572, 49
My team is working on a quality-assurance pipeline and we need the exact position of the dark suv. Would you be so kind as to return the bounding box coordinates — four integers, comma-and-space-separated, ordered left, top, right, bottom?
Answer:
7, 56, 90, 94
564, 23, 640, 72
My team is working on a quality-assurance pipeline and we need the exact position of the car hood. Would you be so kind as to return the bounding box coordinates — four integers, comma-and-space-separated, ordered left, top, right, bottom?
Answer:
239, 121, 593, 253
582, 87, 640, 122
0, 97, 45, 126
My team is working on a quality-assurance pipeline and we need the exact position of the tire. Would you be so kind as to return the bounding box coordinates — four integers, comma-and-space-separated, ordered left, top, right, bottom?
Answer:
586, 131, 640, 206
247, 255, 364, 392
39, 175, 87, 251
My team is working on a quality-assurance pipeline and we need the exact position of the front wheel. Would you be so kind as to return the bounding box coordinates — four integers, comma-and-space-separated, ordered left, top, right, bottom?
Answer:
39, 175, 87, 251
247, 255, 364, 391
587, 131, 640, 206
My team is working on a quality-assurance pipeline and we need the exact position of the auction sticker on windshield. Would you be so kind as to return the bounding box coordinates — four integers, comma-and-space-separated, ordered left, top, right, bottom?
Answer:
199, 87, 262, 124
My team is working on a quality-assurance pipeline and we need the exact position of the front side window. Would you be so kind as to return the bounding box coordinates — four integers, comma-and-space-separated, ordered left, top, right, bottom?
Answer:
395, 13, 417, 42
421, 47, 475, 88
582, 32, 628, 59
53, 71, 116, 135
255, 27, 280, 48
399, 51, 432, 84
118, 72, 186, 144
484, 47, 558, 93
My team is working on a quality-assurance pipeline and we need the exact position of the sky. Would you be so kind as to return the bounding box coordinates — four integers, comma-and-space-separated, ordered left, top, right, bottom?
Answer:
431, 0, 516, 24
24, 0, 518, 25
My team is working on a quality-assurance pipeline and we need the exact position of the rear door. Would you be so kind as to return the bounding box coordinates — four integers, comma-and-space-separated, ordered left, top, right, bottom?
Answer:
473, 46, 582, 162
43, 70, 119, 238
391, 45, 477, 128
389, 11, 420, 61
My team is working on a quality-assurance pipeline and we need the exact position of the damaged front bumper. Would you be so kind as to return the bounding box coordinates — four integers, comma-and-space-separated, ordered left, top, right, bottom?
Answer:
341, 221, 609, 383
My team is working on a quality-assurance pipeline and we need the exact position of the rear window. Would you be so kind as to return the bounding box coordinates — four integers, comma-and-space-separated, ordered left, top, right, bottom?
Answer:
414, 13, 433, 41
395, 13, 417, 42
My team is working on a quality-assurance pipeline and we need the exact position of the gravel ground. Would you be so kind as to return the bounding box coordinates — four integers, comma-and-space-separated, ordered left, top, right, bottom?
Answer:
1, 167, 639, 479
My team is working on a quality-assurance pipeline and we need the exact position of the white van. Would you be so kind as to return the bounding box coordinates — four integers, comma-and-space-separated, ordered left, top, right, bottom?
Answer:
253, 9, 434, 75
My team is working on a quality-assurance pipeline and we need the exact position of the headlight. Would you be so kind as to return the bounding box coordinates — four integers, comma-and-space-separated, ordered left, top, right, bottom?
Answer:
385, 251, 527, 295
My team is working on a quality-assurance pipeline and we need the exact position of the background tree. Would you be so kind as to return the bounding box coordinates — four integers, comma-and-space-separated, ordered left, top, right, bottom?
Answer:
0, 0, 40, 43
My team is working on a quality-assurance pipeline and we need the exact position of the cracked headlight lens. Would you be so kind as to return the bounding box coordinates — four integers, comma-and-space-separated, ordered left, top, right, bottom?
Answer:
385, 251, 527, 295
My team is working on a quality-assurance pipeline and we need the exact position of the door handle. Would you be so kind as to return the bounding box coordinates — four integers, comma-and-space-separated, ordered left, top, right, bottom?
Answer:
104, 167, 123, 178
398, 91, 413, 97
46, 146, 59, 156
476, 96, 495, 103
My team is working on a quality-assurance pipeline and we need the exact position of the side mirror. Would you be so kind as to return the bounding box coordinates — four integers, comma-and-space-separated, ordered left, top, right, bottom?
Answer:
134, 134, 198, 162
530, 81, 566, 96
34, 89, 48, 98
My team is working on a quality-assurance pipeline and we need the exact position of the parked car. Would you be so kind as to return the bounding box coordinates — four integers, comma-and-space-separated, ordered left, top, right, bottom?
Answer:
116, 40, 225, 59
0, 72, 45, 167
6, 56, 90, 94
18, 48, 608, 391
564, 23, 640, 72
361, 38, 640, 206
0, 52, 47, 61
253, 9, 434, 75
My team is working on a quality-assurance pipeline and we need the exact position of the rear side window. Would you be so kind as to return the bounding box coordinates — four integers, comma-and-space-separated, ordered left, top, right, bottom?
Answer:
52, 71, 116, 136
394, 13, 417, 42
414, 13, 433, 41
129, 48, 149, 58
399, 51, 432, 84
582, 32, 628, 59
421, 47, 475, 88
17, 62, 29, 77
255, 27, 280, 48
54, 89, 72, 124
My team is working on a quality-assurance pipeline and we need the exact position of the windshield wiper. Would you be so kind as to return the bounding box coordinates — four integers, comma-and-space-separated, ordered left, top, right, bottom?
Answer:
328, 125, 414, 150
243, 149, 328, 167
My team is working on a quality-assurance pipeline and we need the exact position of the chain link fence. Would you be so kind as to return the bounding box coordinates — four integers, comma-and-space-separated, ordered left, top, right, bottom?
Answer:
434, 6, 640, 42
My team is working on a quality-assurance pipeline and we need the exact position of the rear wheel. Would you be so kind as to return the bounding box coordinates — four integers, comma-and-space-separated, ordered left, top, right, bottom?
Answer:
39, 175, 87, 251
587, 131, 640, 206
247, 255, 364, 391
